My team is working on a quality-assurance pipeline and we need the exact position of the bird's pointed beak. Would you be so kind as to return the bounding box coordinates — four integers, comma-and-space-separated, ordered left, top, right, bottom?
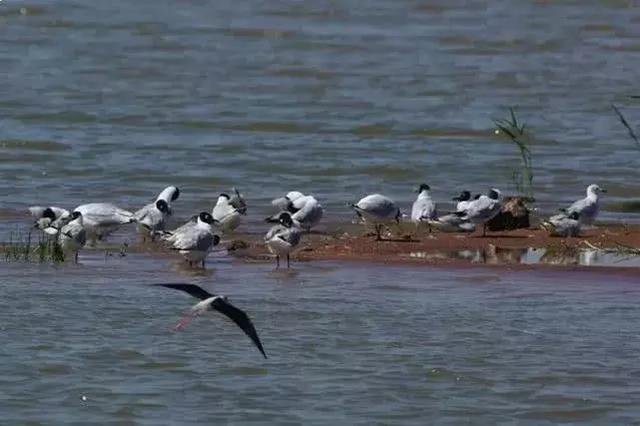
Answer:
452, 196, 461, 201
601, 188, 607, 193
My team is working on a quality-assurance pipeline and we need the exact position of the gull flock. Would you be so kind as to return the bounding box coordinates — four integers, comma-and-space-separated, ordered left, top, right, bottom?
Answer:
28, 183, 605, 268
24, 183, 605, 359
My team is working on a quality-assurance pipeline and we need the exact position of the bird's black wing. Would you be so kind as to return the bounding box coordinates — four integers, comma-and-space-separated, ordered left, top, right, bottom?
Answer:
212, 298, 267, 359
154, 283, 214, 300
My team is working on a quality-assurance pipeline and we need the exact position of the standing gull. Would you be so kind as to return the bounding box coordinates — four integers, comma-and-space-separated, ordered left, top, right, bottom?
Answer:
457, 188, 503, 237
134, 199, 171, 240
59, 211, 87, 262
351, 194, 401, 240
562, 184, 606, 226
165, 212, 219, 268
411, 184, 437, 234
153, 283, 267, 359
264, 212, 301, 268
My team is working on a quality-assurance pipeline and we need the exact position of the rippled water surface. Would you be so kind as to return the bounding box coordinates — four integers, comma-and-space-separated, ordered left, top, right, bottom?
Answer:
3, 0, 640, 423
2, 0, 640, 223
2, 256, 640, 424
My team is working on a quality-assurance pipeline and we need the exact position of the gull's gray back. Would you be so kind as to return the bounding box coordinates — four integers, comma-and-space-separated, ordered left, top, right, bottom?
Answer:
357, 194, 398, 218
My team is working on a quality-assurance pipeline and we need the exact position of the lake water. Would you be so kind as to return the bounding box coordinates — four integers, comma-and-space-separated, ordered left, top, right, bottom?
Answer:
2, 0, 640, 423
3, 256, 640, 424
2, 0, 640, 224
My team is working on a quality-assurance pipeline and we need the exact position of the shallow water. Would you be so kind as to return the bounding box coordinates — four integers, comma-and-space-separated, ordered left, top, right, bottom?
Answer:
3, 1, 640, 423
2, 255, 640, 424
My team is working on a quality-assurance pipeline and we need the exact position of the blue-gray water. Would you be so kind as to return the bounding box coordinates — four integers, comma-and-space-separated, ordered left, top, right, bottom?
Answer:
2, 0, 640, 223
3, 256, 640, 424
3, 0, 640, 423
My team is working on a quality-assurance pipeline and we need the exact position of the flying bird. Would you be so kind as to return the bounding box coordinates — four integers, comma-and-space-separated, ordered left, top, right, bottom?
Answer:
153, 283, 267, 359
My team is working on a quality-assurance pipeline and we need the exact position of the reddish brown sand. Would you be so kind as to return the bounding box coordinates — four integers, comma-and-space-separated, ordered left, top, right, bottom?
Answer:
230, 223, 640, 270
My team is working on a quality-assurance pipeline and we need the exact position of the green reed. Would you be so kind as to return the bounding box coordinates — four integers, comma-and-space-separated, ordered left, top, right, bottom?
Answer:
611, 104, 640, 148
494, 108, 534, 199
3, 230, 65, 263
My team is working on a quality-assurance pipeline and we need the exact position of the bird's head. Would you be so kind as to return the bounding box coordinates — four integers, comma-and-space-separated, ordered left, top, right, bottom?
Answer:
156, 199, 170, 214
587, 184, 606, 195
452, 191, 470, 202
416, 183, 431, 193
198, 212, 216, 225
42, 207, 57, 221
278, 212, 294, 227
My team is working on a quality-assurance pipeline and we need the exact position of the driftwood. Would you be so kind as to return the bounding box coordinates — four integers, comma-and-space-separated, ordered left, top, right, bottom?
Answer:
487, 196, 531, 231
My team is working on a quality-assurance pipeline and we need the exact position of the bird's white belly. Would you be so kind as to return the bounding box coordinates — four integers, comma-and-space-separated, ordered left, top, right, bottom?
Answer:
359, 210, 392, 224
219, 213, 241, 232
266, 238, 292, 256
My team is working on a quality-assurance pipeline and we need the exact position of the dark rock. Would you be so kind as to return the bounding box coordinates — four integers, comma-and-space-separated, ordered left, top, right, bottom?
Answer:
487, 196, 531, 231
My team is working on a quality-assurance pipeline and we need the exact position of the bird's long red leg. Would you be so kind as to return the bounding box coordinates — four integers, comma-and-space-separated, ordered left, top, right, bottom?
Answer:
173, 311, 195, 331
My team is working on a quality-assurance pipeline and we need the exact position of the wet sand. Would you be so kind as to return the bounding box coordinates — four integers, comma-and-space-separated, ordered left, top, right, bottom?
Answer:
230, 223, 640, 270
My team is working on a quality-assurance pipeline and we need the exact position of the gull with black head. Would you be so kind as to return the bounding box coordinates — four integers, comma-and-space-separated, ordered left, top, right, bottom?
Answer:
267, 194, 324, 231
135, 199, 171, 240
59, 211, 87, 262
165, 212, 220, 268
456, 188, 503, 237
264, 212, 301, 268
452, 191, 473, 212
29, 206, 71, 235
411, 184, 437, 234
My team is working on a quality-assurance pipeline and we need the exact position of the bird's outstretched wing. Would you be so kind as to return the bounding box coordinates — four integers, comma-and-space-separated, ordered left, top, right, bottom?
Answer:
154, 283, 214, 301
212, 297, 267, 359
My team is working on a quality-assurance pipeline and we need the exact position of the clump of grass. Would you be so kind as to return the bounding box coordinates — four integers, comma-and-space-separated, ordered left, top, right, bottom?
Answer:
3, 230, 65, 263
494, 108, 534, 199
